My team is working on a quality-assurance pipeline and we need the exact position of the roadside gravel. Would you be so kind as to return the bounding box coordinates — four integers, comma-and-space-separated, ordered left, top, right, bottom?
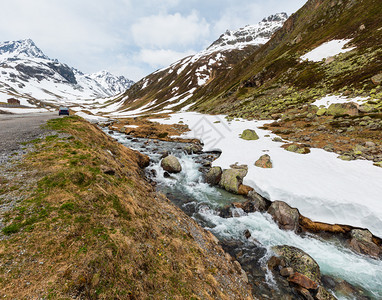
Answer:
0, 112, 58, 164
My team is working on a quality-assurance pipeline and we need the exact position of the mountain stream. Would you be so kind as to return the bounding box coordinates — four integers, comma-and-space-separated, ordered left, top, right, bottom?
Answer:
104, 129, 382, 299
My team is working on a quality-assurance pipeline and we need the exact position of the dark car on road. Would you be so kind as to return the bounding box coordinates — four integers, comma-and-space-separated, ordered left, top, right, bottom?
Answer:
59, 107, 70, 116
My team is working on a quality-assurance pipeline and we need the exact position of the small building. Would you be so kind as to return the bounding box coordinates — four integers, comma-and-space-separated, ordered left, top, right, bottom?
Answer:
7, 98, 20, 105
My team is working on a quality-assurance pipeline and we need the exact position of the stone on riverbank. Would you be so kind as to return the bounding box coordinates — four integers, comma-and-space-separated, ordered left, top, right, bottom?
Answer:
268, 201, 300, 232
272, 245, 321, 283
205, 166, 222, 185
160, 155, 182, 173
349, 229, 381, 259
219, 167, 248, 194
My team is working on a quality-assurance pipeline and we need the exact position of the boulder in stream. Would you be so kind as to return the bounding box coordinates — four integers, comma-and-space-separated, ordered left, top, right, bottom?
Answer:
219, 167, 247, 194
160, 155, 182, 173
205, 166, 222, 185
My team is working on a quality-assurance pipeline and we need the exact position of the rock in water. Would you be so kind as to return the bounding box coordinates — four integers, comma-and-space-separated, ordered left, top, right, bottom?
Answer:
205, 166, 222, 185
240, 129, 259, 140
349, 229, 381, 259
315, 286, 337, 300
247, 190, 270, 212
267, 201, 300, 232
219, 168, 247, 194
255, 154, 273, 168
272, 245, 321, 283
160, 155, 182, 173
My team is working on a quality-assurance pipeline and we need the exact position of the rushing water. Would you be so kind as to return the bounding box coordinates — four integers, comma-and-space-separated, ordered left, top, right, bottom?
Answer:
106, 129, 382, 299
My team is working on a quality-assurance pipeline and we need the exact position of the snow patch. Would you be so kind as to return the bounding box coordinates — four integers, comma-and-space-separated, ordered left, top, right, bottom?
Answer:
151, 112, 382, 238
312, 95, 369, 108
301, 39, 356, 62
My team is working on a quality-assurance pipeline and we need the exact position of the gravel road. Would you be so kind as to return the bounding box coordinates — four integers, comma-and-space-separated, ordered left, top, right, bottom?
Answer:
0, 112, 58, 163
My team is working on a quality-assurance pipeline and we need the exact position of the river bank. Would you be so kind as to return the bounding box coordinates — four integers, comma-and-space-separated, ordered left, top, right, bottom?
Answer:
104, 112, 382, 299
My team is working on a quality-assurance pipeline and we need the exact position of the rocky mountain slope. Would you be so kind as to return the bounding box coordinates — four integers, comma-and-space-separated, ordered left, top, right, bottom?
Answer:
117, 0, 381, 120
0, 39, 134, 108
189, 0, 382, 117
117, 13, 288, 116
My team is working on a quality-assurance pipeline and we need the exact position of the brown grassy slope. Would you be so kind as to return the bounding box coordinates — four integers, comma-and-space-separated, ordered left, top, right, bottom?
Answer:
0, 117, 251, 299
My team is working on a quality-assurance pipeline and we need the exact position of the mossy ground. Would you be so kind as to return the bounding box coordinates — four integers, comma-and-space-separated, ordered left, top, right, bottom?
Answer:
0, 116, 251, 299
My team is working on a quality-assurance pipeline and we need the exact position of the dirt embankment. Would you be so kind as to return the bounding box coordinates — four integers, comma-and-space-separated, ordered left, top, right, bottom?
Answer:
0, 116, 251, 299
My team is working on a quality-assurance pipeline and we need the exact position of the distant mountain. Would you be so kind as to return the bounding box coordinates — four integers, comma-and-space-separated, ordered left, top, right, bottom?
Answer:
88, 70, 134, 96
0, 39, 134, 108
117, 13, 288, 115
207, 13, 288, 52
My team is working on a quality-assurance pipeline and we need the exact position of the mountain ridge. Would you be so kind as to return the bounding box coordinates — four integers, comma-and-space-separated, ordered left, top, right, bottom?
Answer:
0, 39, 134, 108
116, 13, 288, 116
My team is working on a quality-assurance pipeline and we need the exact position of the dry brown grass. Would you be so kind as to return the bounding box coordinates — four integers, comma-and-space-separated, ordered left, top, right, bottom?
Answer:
0, 116, 251, 299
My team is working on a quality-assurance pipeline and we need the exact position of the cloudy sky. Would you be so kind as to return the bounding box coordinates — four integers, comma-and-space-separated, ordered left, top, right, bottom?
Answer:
0, 0, 305, 81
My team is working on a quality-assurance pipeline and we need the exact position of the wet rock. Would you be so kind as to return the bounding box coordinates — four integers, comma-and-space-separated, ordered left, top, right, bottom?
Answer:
288, 273, 318, 290
160, 155, 182, 173
315, 286, 337, 300
247, 190, 270, 212
295, 287, 314, 300
272, 245, 321, 283
163, 172, 171, 178
321, 275, 367, 299
280, 267, 294, 277
255, 154, 273, 168
327, 102, 359, 116
238, 184, 254, 196
136, 152, 150, 168
159, 151, 169, 159
219, 168, 247, 194
268, 201, 300, 232
374, 161, 382, 168
267, 256, 285, 271
184, 143, 203, 154
244, 229, 251, 239
205, 166, 222, 185
240, 129, 259, 140
349, 229, 381, 258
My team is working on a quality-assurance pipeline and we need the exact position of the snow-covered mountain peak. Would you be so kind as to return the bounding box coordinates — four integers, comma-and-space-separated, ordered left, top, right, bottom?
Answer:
88, 71, 135, 95
0, 39, 135, 105
207, 12, 288, 52
0, 39, 49, 61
